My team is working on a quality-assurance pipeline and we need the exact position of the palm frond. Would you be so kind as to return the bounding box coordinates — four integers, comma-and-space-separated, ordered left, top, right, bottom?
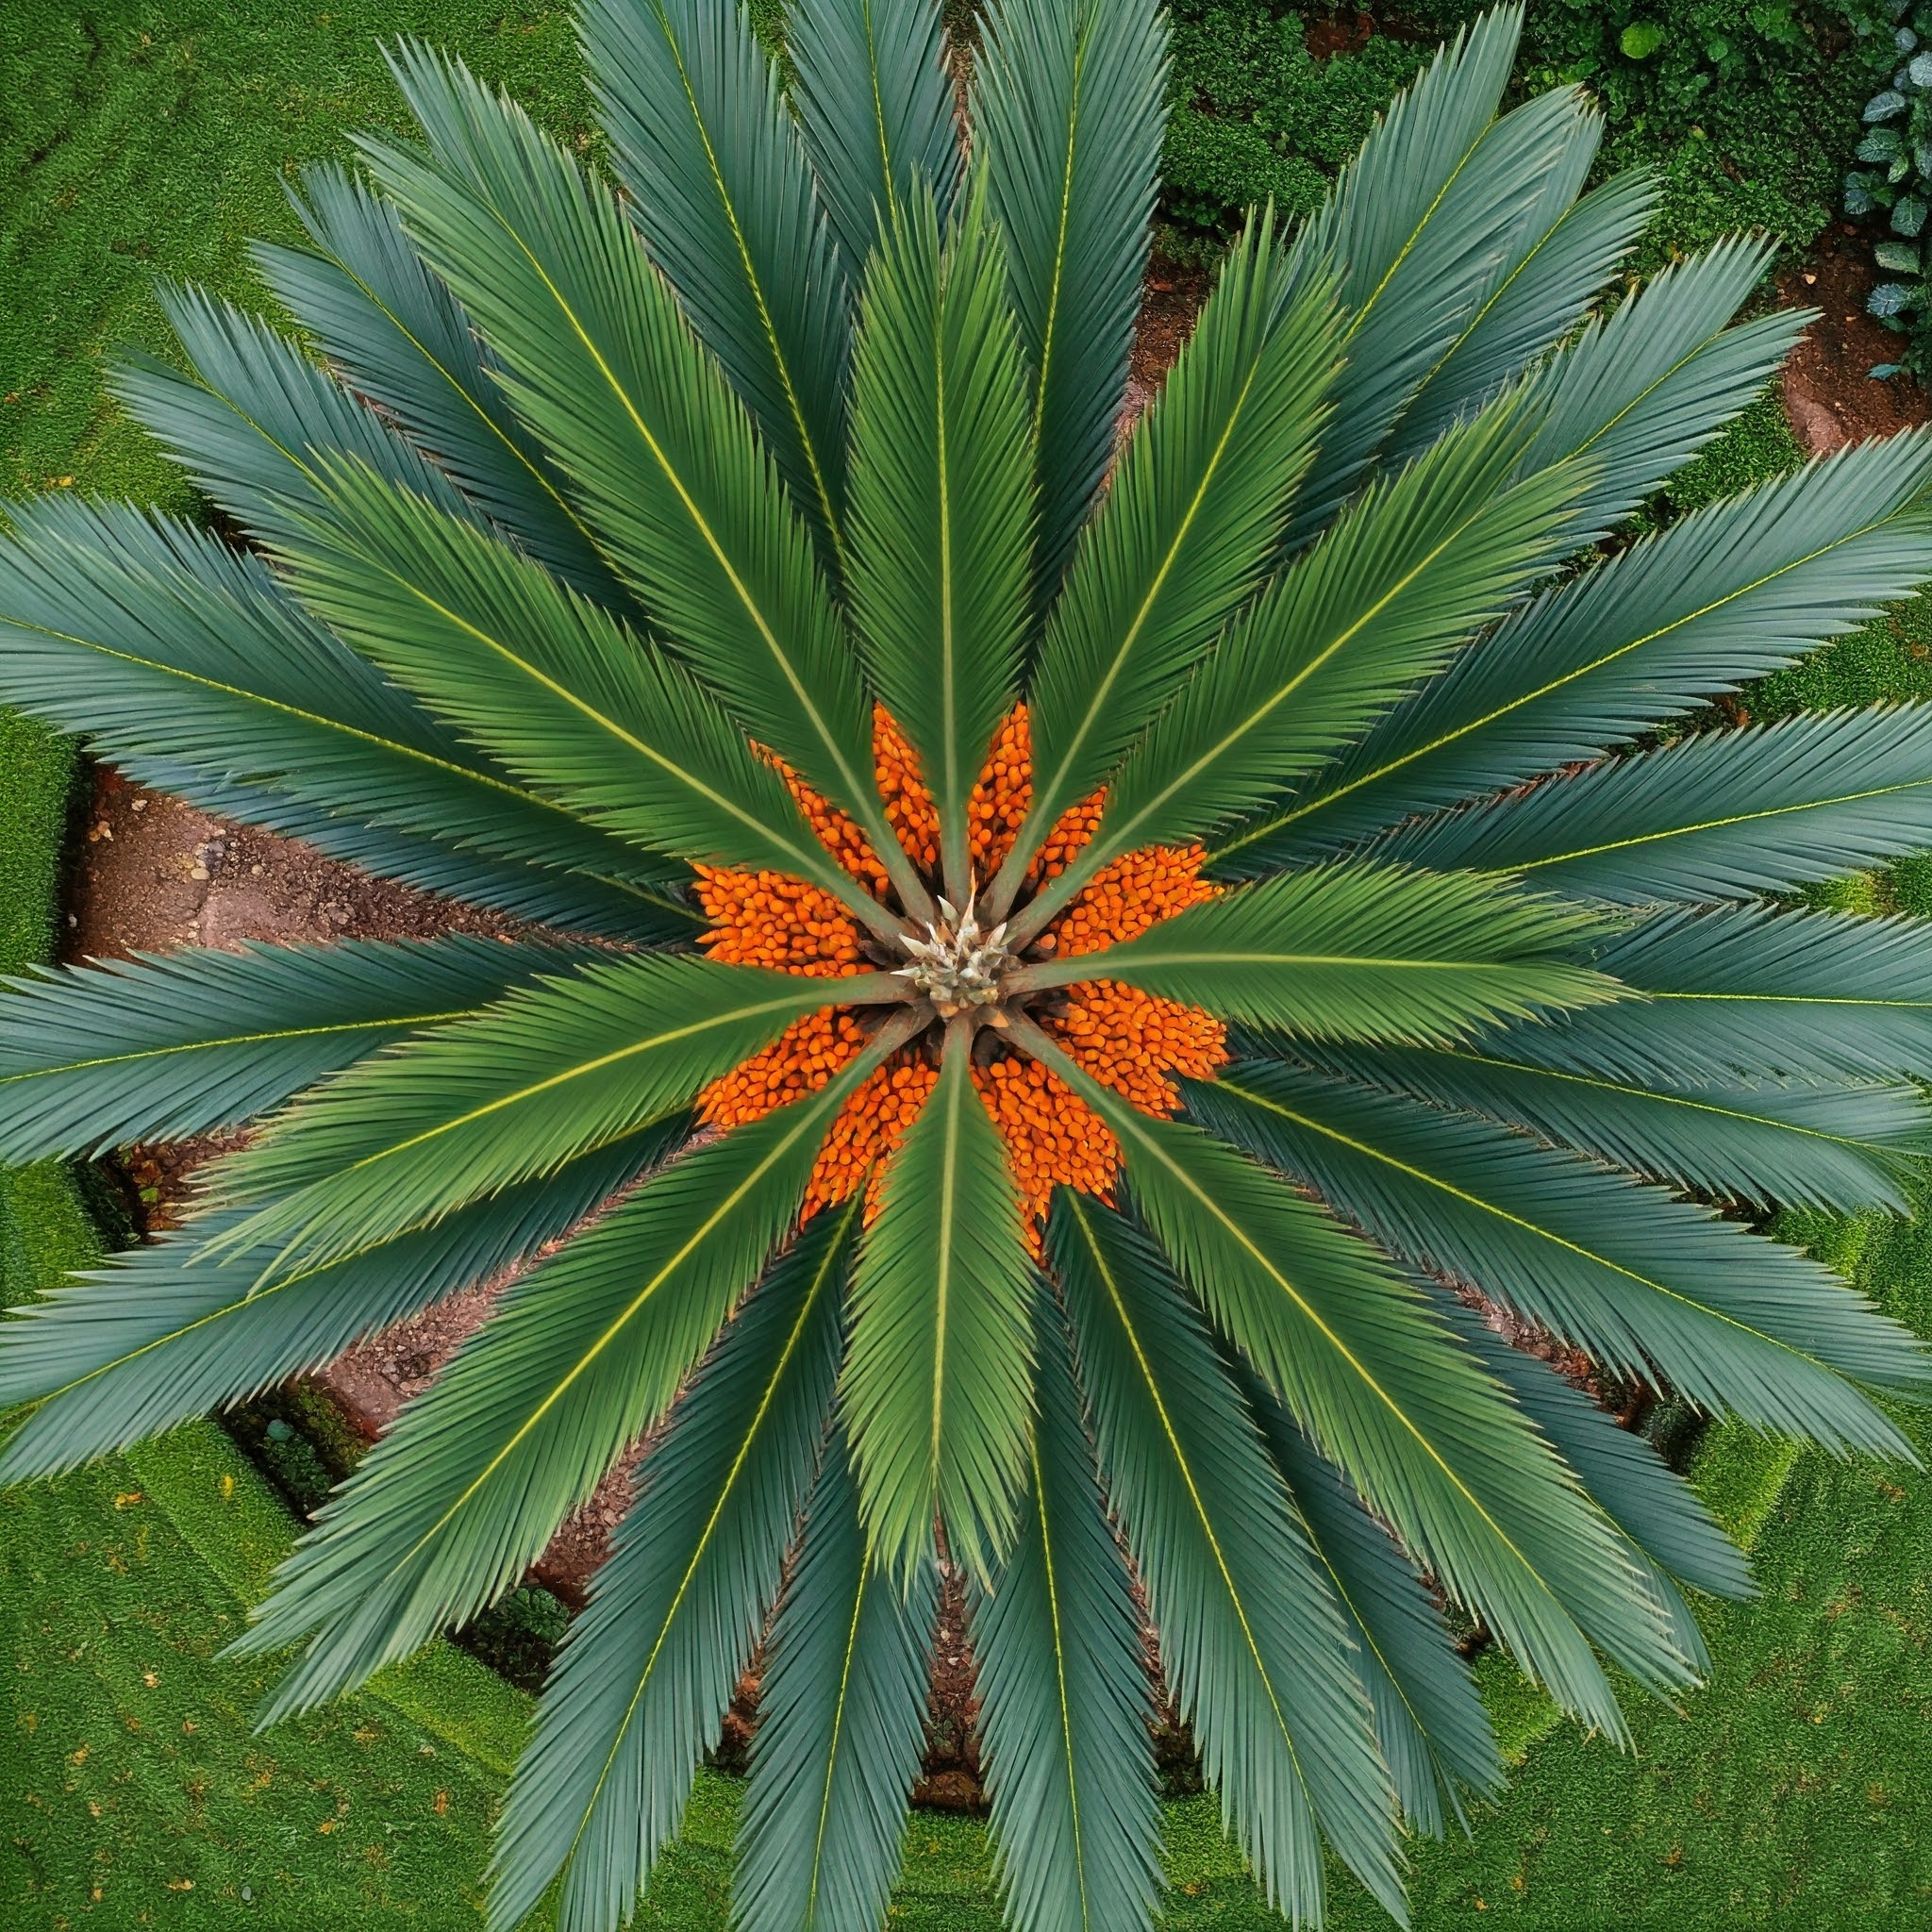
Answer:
1446, 1306, 1751, 1604
582, 0, 853, 572
972, 0, 1168, 594
231, 1060, 881, 1720
1244, 1370, 1502, 1839
845, 181, 1035, 898
1413, 1291, 1715, 1672
280, 461, 881, 912
1284, 7, 1574, 542
1052, 1193, 1402, 1923
1225, 430, 1932, 867
1025, 863, 1615, 1046
1385, 158, 1657, 467
1005, 211, 1341, 903
1318, 1041, 1928, 1213
843, 1030, 1036, 1582
1391, 708, 1932, 903
363, 49, 913, 898
787, 0, 960, 281
114, 284, 473, 551
1520, 237, 1806, 532
489, 1201, 855, 1932
0, 496, 683, 939
1050, 401, 1583, 897
1516, 904, 1932, 1085
1013, 1028, 1676, 1731
1191, 1059, 1924, 1455
733, 1434, 938, 1932
0, 938, 575, 1161
257, 162, 630, 605
212, 956, 872, 1284
974, 1284, 1162, 1932
0, 1129, 676, 1482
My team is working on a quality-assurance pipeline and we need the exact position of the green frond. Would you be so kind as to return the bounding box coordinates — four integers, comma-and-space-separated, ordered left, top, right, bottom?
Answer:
845, 181, 1035, 897
1059, 400, 1585, 891
1006, 211, 1341, 901
1385, 158, 1657, 468
1016, 1032, 1676, 1733
974, 1285, 1162, 1932
363, 47, 910, 894
280, 461, 876, 909
231, 1062, 877, 1720
842, 1033, 1036, 1583
973, 0, 1168, 594
1519, 237, 1805, 533
787, 0, 959, 280
1226, 430, 1932, 868
1052, 1194, 1402, 1923
0, 496, 683, 939
1245, 1372, 1502, 1839
114, 283, 474, 551
1191, 1059, 1924, 1456
490, 1202, 855, 1932
210, 955, 866, 1284
734, 1434, 938, 1932
1319, 1041, 1929, 1214
1392, 708, 1932, 903
257, 162, 631, 606
1519, 904, 1932, 1086
0, 1129, 676, 1482
0, 938, 576, 1161
1029, 863, 1616, 1046
582, 0, 854, 571
1448, 1307, 1751, 1605
1284, 8, 1577, 543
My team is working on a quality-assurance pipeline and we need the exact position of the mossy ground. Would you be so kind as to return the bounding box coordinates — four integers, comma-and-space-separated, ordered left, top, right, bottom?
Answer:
5, 2, 1932, 1926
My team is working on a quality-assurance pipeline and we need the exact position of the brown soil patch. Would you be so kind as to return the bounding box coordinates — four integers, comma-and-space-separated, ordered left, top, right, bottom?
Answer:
1779, 225, 1930, 454
1305, 8, 1377, 58
1124, 258, 1209, 425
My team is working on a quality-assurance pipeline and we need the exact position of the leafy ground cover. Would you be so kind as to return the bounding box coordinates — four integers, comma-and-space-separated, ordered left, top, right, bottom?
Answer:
1161, 0, 1862, 262
6, 2, 1932, 1927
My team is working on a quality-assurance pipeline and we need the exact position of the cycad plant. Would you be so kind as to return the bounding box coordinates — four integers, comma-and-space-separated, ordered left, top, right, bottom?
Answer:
5, 2, 1932, 1925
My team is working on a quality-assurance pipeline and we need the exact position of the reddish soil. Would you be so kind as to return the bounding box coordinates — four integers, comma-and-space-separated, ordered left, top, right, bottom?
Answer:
70, 766, 505, 1230
1305, 8, 1377, 58
1125, 260, 1210, 425
1780, 225, 1930, 455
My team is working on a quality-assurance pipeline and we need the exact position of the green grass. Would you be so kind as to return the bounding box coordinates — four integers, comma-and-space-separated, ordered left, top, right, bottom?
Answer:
1, 0, 595, 506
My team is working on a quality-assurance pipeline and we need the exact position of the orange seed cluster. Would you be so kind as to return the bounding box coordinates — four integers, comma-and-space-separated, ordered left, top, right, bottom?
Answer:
691, 869, 865, 977
693, 705, 1228, 1229
1044, 842, 1220, 959
972, 1056, 1115, 1241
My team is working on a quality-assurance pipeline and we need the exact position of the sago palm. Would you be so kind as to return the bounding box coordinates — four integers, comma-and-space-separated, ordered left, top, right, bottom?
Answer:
6, 2, 1932, 1925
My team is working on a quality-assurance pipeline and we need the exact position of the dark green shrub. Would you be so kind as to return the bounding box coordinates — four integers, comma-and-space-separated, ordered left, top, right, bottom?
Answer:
1165, 3, 1854, 269
1160, 7, 1427, 253
458, 1584, 575, 1692
1842, 0, 1932, 375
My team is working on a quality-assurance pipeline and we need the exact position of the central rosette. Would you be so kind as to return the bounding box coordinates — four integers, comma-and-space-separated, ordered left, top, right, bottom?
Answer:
695, 705, 1227, 1234
894, 893, 1021, 1014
